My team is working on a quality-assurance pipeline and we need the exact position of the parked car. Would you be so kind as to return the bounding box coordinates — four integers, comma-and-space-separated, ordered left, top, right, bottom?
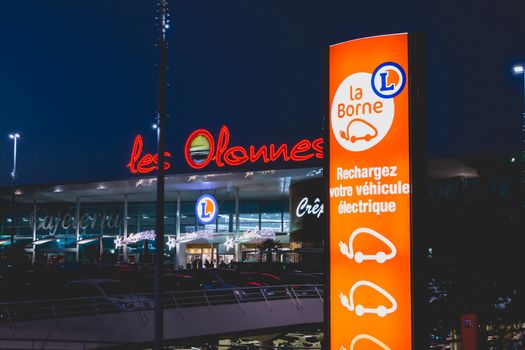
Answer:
176, 269, 249, 289
241, 271, 322, 286
274, 335, 300, 347
229, 261, 323, 274
241, 271, 323, 299
64, 278, 153, 313
176, 269, 252, 302
230, 338, 259, 350
129, 273, 201, 293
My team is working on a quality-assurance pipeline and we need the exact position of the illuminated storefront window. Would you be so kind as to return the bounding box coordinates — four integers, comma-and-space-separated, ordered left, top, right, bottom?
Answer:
0, 197, 290, 254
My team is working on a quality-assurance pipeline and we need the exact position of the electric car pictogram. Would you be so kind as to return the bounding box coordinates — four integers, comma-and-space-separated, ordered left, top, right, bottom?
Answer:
339, 118, 379, 143
340, 334, 391, 350
339, 227, 396, 263
339, 280, 397, 317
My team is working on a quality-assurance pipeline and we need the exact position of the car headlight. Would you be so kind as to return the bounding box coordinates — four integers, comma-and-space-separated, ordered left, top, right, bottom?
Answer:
233, 290, 246, 297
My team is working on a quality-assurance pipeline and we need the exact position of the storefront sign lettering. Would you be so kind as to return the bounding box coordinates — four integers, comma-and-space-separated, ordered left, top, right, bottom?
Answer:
29, 210, 121, 235
184, 126, 323, 170
127, 135, 172, 174
295, 197, 324, 219
127, 125, 324, 174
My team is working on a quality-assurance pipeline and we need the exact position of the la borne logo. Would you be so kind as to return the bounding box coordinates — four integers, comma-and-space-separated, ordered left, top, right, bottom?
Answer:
331, 62, 406, 152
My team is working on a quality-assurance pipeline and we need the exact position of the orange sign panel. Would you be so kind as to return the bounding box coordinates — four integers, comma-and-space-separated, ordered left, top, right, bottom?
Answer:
329, 33, 412, 350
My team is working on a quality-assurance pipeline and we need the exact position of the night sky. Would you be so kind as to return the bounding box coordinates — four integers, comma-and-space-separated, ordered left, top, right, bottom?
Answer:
0, 0, 524, 187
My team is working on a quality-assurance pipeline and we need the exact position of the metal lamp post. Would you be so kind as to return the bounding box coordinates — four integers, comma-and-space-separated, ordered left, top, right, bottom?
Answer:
512, 65, 525, 203
9, 133, 20, 181
8, 133, 20, 261
154, 1, 169, 349
513, 64, 525, 135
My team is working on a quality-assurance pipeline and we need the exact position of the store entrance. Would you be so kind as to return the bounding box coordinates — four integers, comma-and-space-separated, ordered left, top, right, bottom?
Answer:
47, 253, 64, 265
217, 254, 234, 267
186, 244, 213, 269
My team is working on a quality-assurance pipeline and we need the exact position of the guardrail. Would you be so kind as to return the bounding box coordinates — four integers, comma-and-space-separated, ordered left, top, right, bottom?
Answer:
0, 284, 323, 329
0, 339, 323, 350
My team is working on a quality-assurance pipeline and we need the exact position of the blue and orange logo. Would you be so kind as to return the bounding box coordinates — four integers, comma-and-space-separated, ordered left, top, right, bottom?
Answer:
195, 194, 218, 225
371, 62, 406, 99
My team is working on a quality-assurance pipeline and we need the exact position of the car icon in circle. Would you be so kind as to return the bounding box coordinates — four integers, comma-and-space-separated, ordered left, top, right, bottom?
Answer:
341, 334, 391, 350
339, 227, 396, 264
339, 280, 397, 317
339, 118, 379, 143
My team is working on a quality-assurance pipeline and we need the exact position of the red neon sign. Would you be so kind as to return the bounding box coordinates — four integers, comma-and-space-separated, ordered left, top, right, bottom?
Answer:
127, 135, 172, 174
127, 125, 323, 174
184, 126, 323, 169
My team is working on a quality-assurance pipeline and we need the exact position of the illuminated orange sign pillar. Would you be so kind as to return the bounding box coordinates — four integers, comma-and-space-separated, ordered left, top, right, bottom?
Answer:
327, 33, 426, 350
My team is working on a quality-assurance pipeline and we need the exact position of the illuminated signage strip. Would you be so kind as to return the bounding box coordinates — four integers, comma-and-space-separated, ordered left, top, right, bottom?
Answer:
115, 230, 156, 248
223, 229, 277, 251
236, 229, 276, 243
164, 229, 277, 251
127, 125, 323, 174
327, 33, 426, 350
125, 230, 156, 243
174, 229, 214, 244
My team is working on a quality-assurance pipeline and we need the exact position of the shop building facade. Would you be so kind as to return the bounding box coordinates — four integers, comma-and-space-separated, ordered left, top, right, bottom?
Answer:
0, 167, 325, 267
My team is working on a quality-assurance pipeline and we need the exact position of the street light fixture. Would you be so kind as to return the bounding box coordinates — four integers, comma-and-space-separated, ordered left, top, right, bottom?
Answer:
8, 132, 20, 262
8, 133, 20, 180
512, 64, 525, 206
513, 64, 525, 108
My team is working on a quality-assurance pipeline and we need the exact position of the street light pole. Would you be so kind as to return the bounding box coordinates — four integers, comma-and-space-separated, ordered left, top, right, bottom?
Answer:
522, 70, 525, 167
8, 133, 20, 262
154, 1, 169, 349
9, 133, 20, 181
512, 65, 525, 205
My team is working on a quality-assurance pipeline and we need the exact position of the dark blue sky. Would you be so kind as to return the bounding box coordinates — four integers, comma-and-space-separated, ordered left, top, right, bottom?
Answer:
1, 0, 524, 187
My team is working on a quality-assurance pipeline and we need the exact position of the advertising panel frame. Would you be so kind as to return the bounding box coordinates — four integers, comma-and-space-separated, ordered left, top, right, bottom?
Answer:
324, 32, 427, 350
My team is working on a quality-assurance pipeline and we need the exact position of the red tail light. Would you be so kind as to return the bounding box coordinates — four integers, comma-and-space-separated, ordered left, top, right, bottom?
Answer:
247, 282, 263, 286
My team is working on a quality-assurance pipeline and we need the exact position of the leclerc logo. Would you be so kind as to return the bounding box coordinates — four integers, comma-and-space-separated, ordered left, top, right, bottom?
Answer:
195, 194, 218, 225
371, 62, 406, 99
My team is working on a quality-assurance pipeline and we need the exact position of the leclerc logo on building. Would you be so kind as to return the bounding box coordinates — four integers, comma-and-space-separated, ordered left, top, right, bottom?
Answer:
195, 194, 218, 225
331, 62, 406, 152
371, 62, 406, 98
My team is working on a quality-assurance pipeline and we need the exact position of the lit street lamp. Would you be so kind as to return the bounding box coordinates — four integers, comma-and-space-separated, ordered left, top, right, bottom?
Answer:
512, 65, 525, 205
9, 133, 20, 180
514, 65, 525, 109
512, 64, 525, 133
513, 64, 525, 111
8, 132, 20, 261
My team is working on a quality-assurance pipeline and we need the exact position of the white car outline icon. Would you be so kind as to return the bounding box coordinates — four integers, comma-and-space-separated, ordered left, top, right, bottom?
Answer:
341, 334, 391, 350
339, 227, 396, 264
339, 280, 397, 317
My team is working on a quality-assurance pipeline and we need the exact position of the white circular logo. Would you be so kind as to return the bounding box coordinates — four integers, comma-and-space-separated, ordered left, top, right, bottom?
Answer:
195, 194, 218, 225
331, 72, 394, 152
